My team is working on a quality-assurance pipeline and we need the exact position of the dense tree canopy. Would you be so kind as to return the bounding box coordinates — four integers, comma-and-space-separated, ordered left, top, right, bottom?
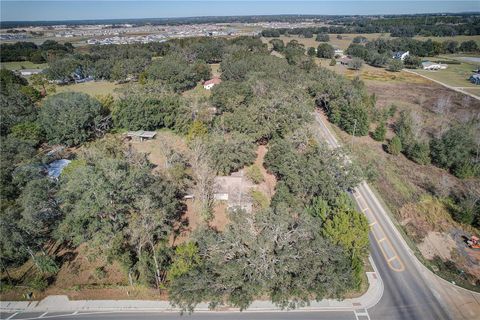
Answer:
38, 92, 108, 146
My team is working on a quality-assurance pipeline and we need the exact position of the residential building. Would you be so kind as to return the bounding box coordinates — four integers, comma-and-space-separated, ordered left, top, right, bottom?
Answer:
392, 51, 410, 61
203, 77, 222, 90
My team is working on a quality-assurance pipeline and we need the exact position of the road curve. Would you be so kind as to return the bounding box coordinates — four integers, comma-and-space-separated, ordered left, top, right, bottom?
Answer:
315, 111, 480, 320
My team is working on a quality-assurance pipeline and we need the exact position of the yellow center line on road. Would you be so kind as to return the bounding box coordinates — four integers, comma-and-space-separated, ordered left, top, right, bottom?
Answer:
355, 188, 406, 273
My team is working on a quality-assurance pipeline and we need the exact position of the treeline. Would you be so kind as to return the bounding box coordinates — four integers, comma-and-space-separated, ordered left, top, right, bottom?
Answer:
345, 37, 479, 70
333, 15, 480, 37
0, 40, 74, 62
261, 14, 480, 37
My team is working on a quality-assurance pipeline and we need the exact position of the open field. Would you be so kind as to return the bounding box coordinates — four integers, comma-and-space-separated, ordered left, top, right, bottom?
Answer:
1, 60, 48, 70
412, 56, 479, 90
54, 81, 125, 97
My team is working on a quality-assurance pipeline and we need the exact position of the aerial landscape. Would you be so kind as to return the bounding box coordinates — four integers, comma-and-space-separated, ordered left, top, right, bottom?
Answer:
0, 1, 479, 319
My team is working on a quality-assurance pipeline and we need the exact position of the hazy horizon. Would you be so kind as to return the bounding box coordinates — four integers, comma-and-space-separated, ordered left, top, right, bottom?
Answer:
1, 1, 479, 22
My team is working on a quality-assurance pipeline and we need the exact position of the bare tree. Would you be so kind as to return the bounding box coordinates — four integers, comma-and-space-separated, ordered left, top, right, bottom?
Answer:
189, 140, 216, 221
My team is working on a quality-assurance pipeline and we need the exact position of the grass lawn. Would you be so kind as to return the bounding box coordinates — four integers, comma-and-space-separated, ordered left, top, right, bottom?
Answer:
1, 61, 48, 70
55, 81, 125, 97
412, 59, 478, 88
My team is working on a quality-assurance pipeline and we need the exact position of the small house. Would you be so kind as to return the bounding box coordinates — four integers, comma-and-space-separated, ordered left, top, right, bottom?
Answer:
125, 131, 157, 141
203, 77, 221, 90
392, 51, 409, 61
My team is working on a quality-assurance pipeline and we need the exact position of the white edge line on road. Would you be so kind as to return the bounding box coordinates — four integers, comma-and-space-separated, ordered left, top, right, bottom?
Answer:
6, 312, 18, 320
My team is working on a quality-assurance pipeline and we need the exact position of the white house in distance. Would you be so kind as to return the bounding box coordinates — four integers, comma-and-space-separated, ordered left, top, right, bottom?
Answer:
392, 51, 410, 61
203, 77, 221, 90
421, 61, 448, 70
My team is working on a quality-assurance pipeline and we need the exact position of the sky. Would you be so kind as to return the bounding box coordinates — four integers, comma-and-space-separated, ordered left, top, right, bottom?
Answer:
1, 1, 479, 22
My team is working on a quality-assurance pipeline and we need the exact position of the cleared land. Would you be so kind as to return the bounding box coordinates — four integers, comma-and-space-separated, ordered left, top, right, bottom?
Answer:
54, 81, 125, 97
1, 61, 48, 70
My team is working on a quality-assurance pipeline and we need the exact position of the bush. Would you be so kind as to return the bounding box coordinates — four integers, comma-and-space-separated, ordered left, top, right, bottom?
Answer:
387, 136, 402, 155
94, 266, 107, 279
372, 123, 386, 141
307, 47, 316, 57
250, 190, 269, 209
246, 164, 264, 184
29, 276, 48, 291
329, 58, 336, 66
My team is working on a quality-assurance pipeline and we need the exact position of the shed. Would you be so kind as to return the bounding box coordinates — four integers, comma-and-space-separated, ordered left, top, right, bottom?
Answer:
125, 131, 157, 141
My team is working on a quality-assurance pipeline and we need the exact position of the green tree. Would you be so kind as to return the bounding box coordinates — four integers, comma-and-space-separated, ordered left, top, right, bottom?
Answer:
113, 93, 188, 132
206, 133, 257, 175
316, 33, 330, 42
459, 40, 479, 53
269, 39, 285, 52
316, 43, 335, 58
307, 47, 316, 57
348, 57, 363, 70
387, 136, 402, 155
387, 59, 404, 72
38, 92, 107, 146
431, 126, 477, 178
169, 207, 355, 311
168, 242, 201, 281
372, 123, 387, 141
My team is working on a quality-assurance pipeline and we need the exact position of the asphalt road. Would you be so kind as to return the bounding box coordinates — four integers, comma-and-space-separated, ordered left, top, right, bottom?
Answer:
0, 311, 358, 320
315, 112, 451, 320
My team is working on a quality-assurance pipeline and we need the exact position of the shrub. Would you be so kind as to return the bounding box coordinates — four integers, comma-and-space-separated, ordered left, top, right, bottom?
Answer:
29, 276, 48, 291
250, 190, 269, 209
372, 123, 387, 141
246, 164, 264, 184
94, 266, 107, 279
329, 58, 337, 66
387, 136, 402, 155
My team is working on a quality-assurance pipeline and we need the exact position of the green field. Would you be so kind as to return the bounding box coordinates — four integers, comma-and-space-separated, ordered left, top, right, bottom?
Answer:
1, 61, 48, 70
55, 81, 125, 97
